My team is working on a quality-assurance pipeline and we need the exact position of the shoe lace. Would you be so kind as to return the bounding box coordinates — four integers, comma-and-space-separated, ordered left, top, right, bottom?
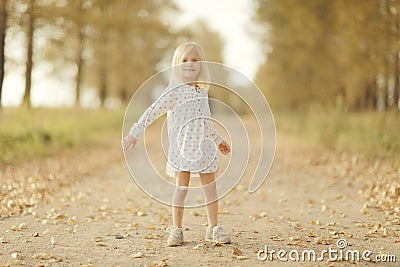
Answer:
214, 226, 227, 236
166, 226, 181, 233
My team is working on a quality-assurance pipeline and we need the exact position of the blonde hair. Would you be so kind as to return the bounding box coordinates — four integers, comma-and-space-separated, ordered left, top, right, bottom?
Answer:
169, 42, 211, 90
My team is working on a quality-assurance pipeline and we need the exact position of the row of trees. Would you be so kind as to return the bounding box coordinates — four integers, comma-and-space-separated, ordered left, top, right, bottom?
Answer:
0, 0, 225, 108
255, 0, 400, 111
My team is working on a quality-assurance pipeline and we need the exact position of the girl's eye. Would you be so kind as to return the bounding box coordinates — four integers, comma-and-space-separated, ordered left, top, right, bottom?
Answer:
182, 59, 187, 62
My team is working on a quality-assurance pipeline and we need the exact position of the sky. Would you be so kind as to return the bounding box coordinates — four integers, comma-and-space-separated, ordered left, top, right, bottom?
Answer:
171, 0, 265, 79
1, 0, 266, 107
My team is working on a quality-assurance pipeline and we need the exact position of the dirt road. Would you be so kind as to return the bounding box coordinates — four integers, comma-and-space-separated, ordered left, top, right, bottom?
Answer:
1, 119, 399, 266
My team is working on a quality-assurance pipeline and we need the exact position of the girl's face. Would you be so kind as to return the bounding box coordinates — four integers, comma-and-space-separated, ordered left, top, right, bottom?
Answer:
180, 48, 201, 83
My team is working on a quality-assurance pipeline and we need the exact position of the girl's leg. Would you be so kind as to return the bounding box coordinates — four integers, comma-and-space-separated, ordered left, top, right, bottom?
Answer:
200, 172, 231, 243
172, 171, 190, 227
199, 172, 218, 228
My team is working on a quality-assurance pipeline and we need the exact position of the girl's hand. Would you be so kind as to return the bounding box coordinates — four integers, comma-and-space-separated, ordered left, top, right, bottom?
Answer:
218, 140, 231, 155
122, 134, 137, 152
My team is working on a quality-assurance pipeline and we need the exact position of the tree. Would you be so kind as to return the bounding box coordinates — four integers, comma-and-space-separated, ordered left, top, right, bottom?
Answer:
73, 0, 85, 107
82, 0, 180, 107
0, 0, 6, 109
3, 0, 187, 108
22, 0, 35, 108
254, 0, 398, 111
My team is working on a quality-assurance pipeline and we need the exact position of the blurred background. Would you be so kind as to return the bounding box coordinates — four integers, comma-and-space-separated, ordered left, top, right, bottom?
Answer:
0, 0, 399, 163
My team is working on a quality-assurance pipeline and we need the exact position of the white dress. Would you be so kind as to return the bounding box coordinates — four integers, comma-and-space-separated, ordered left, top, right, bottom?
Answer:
129, 84, 223, 177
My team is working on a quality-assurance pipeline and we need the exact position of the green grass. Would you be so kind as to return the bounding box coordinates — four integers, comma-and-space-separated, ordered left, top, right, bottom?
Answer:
1, 107, 399, 165
0, 108, 125, 164
274, 110, 400, 162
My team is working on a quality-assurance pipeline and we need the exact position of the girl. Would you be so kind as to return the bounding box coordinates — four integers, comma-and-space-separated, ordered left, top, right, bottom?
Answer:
122, 42, 231, 247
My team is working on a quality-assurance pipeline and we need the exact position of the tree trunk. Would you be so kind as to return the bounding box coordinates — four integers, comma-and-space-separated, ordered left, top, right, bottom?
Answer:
119, 87, 127, 104
99, 3, 109, 108
75, 0, 84, 107
0, 0, 7, 109
394, 0, 400, 111
383, 0, 394, 110
23, 0, 35, 108
99, 29, 108, 107
365, 82, 372, 111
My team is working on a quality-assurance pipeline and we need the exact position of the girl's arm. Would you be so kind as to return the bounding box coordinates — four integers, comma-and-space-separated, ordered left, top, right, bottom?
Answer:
211, 127, 230, 155
210, 127, 223, 146
128, 85, 176, 139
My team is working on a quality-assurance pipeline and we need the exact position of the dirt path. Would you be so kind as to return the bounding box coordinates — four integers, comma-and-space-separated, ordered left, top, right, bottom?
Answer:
1, 120, 399, 267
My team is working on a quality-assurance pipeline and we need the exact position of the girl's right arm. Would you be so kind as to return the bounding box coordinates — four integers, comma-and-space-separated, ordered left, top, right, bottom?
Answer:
123, 85, 176, 151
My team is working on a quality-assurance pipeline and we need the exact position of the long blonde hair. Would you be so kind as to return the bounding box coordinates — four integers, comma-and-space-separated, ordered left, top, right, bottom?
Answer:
169, 42, 211, 90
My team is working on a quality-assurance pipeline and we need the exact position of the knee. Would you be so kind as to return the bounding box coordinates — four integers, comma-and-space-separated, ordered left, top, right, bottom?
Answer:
172, 185, 188, 203
203, 183, 217, 200
175, 185, 189, 194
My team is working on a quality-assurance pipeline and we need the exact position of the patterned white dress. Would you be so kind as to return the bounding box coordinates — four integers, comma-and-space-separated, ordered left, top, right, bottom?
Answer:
129, 84, 223, 177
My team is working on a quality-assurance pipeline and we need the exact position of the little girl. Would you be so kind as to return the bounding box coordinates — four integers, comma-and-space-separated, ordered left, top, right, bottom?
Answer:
122, 42, 231, 247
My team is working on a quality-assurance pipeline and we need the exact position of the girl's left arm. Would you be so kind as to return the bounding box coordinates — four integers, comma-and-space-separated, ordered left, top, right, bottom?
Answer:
128, 85, 176, 139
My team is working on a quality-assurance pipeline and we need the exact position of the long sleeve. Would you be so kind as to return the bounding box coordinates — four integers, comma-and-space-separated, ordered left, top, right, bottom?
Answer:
128, 86, 176, 139
211, 127, 223, 145
204, 92, 223, 145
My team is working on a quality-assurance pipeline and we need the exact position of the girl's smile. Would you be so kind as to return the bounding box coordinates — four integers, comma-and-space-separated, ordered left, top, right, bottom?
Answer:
180, 49, 201, 83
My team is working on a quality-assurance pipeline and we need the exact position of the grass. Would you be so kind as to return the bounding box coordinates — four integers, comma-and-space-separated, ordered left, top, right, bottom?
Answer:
274, 110, 400, 162
1, 107, 399, 165
0, 107, 125, 164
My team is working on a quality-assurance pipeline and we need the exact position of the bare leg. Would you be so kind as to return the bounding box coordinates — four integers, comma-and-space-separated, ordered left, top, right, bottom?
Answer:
172, 171, 190, 228
200, 172, 218, 228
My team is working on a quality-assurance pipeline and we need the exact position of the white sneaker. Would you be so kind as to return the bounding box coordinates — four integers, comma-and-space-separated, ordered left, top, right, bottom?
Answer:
205, 226, 231, 244
166, 226, 183, 246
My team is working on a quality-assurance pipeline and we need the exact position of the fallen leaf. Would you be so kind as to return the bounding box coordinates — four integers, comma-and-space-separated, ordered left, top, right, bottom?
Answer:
144, 242, 153, 250
149, 260, 167, 267
308, 232, 316, 237
190, 211, 200, 217
18, 223, 28, 230
133, 252, 144, 258
259, 212, 267, 217
194, 243, 206, 252
232, 246, 242, 256
91, 236, 104, 242
137, 211, 147, 217
32, 253, 50, 260
130, 223, 139, 229
11, 252, 19, 259
218, 210, 229, 214
160, 216, 168, 223
271, 236, 283, 241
